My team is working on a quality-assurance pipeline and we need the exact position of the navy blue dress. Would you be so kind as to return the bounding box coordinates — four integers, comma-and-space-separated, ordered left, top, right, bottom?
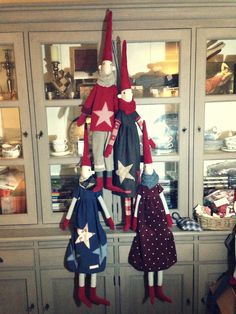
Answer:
65, 184, 107, 274
113, 110, 140, 198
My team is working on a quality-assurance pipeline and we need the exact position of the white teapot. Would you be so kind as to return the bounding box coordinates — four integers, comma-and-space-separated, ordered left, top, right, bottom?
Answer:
2, 143, 21, 158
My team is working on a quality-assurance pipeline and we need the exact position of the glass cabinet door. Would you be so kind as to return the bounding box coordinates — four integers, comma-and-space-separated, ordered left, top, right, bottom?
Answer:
30, 29, 191, 223
194, 28, 236, 209
115, 29, 191, 215
0, 33, 37, 225
29, 31, 102, 223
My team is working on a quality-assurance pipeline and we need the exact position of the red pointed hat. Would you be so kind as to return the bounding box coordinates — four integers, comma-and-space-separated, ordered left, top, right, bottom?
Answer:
102, 9, 112, 62
143, 120, 152, 164
120, 40, 131, 91
81, 123, 91, 166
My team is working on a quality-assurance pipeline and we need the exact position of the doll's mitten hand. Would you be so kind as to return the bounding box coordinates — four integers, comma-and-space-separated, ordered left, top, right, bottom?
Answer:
132, 217, 138, 231
61, 218, 70, 230
76, 113, 87, 126
104, 144, 113, 157
149, 138, 156, 149
107, 217, 115, 230
166, 214, 173, 228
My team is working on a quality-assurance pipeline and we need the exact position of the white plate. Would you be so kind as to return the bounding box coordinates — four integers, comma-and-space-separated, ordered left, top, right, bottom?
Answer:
221, 147, 236, 152
50, 150, 72, 157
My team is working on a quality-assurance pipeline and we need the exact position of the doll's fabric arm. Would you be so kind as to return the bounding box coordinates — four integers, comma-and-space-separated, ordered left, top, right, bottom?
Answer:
77, 86, 97, 126
136, 117, 156, 149
132, 194, 142, 231
104, 119, 121, 157
97, 195, 115, 230
61, 197, 79, 230
159, 191, 173, 227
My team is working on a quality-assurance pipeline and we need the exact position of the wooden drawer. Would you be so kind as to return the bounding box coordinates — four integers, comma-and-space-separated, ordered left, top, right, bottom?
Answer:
199, 243, 227, 262
0, 249, 34, 268
118, 243, 193, 264
39, 245, 114, 267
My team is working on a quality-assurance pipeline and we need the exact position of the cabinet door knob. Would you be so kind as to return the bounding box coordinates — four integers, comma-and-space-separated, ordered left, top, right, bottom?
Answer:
197, 126, 202, 132
0, 257, 3, 263
36, 131, 43, 139
44, 303, 50, 311
186, 298, 191, 305
22, 131, 28, 137
182, 127, 187, 133
26, 303, 34, 312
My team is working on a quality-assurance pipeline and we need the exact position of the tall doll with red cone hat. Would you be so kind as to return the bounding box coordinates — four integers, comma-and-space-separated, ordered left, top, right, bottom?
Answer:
77, 10, 129, 195
128, 121, 177, 305
62, 124, 115, 308
104, 40, 155, 231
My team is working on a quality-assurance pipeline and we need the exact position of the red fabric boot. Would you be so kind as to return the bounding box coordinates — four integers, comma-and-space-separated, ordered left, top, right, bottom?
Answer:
155, 285, 172, 303
123, 214, 131, 232
93, 177, 104, 192
105, 177, 131, 194
78, 286, 92, 308
89, 287, 110, 306
148, 286, 155, 305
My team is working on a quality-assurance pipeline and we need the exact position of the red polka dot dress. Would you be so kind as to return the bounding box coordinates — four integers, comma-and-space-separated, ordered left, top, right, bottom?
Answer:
128, 184, 177, 272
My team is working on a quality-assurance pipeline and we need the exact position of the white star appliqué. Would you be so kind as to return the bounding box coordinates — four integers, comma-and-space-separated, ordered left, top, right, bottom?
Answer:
116, 160, 135, 183
94, 102, 113, 127
75, 223, 95, 249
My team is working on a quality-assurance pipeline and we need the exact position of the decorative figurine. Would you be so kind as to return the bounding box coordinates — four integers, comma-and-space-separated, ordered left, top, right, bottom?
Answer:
128, 121, 177, 304
62, 124, 115, 308
104, 40, 155, 231
76, 10, 128, 194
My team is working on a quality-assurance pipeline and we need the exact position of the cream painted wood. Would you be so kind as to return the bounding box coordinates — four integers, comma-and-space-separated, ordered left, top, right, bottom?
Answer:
119, 265, 193, 314
40, 268, 116, 314
0, 270, 38, 314
0, 33, 37, 225
0, 248, 34, 268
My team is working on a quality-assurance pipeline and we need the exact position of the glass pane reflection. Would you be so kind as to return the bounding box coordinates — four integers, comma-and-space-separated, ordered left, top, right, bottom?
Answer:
204, 102, 236, 153
0, 166, 26, 215
206, 39, 236, 95
138, 104, 179, 155
141, 161, 178, 209
50, 164, 78, 213
127, 41, 179, 98
42, 43, 98, 100
203, 160, 236, 212
0, 107, 22, 158
0, 46, 17, 100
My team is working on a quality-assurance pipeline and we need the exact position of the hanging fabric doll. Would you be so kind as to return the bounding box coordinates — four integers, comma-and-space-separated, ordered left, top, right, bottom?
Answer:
128, 121, 177, 305
62, 124, 115, 309
76, 10, 128, 195
104, 40, 155, 231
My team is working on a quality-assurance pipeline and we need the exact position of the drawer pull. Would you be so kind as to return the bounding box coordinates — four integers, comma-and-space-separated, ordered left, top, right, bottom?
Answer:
27, 303, 34, 312
0, 257, 3, 263
44, 304, 50, 311
186, 298, 191, 305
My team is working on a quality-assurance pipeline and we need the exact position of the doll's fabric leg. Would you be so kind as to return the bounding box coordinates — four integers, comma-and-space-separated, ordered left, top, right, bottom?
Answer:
78, 273, 92, 308
155, 271, 172, 303
123, 197, 132, 231
93, 172, 104, 192
148, 272, 155, 305
89, 274, 110, 306
106, 171, 131, 194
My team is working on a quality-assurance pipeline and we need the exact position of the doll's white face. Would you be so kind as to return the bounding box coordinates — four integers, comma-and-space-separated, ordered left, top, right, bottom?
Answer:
144, 163, 154, 175
79, 165, 95, 182
118, 88, 133, 102
99, 60, 115, 75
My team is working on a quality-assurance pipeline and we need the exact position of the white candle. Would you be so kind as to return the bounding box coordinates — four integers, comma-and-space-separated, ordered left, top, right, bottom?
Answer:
51, 45, 59, 62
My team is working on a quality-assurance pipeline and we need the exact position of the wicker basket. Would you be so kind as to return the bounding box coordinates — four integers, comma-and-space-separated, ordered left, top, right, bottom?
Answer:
197, 214, 236, 231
